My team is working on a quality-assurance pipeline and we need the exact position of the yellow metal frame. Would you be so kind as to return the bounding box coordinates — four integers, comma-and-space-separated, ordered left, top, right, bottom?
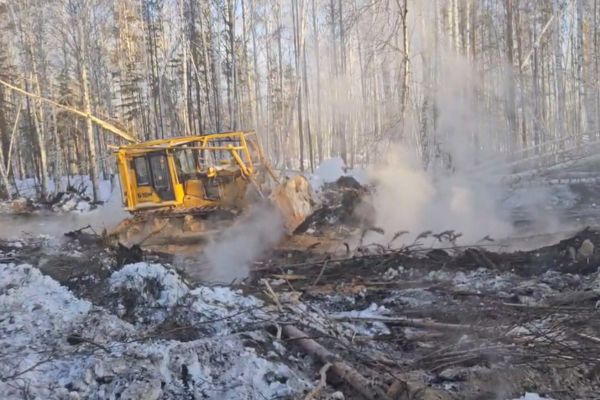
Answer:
116, 131, 266, 212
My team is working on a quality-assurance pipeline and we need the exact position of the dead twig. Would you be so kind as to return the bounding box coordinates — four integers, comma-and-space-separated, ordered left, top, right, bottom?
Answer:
1, 353, 58, 382
263, 280, 283, 312
577, 333, 600, 345
429, 355, 482, 373
311, 258, 329, 287
66, 334, 111, 353
303, 362, 332, 400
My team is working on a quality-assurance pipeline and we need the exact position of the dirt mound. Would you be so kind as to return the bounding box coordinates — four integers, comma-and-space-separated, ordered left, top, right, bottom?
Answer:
295, 175, 374, 235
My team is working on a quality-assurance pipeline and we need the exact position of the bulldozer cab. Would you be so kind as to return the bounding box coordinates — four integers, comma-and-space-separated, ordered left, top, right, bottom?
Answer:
116, 131, 266, 212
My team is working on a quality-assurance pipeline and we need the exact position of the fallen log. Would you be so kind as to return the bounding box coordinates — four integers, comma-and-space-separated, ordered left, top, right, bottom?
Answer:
330, 315, 477, 332
501, 302, 594, 312
282, 324, 393, 400
546, 290, 600, 306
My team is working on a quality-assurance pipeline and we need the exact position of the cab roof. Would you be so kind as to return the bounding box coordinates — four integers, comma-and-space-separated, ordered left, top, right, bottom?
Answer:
118, 131, 256, 151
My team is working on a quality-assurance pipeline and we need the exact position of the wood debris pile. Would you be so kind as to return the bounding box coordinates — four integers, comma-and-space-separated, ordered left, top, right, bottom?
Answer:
245, 227, 600, 399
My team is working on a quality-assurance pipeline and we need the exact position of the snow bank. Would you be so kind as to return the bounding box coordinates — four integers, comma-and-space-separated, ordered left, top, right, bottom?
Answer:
0, 262, 308, 399
0, 263, 91, 344
0, 263, 93, 399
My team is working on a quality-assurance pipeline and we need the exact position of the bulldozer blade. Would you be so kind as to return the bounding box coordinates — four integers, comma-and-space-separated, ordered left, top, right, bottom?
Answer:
269, 175, 317, 234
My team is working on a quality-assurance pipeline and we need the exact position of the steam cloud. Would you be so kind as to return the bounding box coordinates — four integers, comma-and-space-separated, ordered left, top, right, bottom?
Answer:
202, 204, 284, 283
366, 146, 512, 246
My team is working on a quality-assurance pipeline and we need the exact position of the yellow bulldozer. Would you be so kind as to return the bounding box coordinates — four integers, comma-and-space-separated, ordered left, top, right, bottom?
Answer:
111, 130, 315, 248
0, 79, 316, 250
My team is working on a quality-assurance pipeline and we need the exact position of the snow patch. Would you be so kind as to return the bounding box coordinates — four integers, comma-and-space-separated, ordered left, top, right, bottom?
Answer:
331, 303, 391, 336
0, 263, 91, 341
187, 286, 265, 334
0, 263, 93, 398
512, 394, 554, 400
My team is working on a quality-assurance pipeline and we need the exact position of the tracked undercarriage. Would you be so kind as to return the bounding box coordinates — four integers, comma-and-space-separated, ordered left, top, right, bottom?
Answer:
111, 206, 238, 249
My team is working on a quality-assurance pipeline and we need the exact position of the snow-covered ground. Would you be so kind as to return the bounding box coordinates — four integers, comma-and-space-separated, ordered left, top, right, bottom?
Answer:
0, 262, 309, 399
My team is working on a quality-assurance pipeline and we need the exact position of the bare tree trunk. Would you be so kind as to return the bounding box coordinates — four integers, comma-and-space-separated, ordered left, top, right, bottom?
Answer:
198, 1, 215, 131
470, 0, 479, 159
337, 0, 347, 163
576, 0, 590, 139
312, 0, 323, 164
590, 0, 600, 136
179, 0, 191, 136
51, 101, 63, 193
241, 0, 253, 129
79, 19, 101, 203
292, 0, 304, 171
399, 0, 409, 140
227, 0, 239, 130
188, 0, 204, 133
553, 0, 566, 139
276, 1, 285, 163
265, 12, 275, 160
505, 0, 518, 150
0, 86, 11, 199
302, 26, 314, 172
250, 0, 262, 135
329, 0, 338, 158
210, 3, 223, 132
515, 0, 527, 147
532, 2, 541, 149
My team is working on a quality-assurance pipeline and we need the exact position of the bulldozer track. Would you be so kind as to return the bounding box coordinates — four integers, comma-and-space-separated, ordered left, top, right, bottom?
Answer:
128, 206, 237, 222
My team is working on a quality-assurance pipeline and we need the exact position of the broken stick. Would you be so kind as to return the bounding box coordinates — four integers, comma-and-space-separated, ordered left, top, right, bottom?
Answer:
304, 362, 332, 400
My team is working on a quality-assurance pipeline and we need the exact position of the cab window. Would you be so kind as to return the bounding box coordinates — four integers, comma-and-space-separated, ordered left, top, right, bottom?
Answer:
175, 147, 197, 176
133, 157, 150, 186
149, 154, 170, 190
